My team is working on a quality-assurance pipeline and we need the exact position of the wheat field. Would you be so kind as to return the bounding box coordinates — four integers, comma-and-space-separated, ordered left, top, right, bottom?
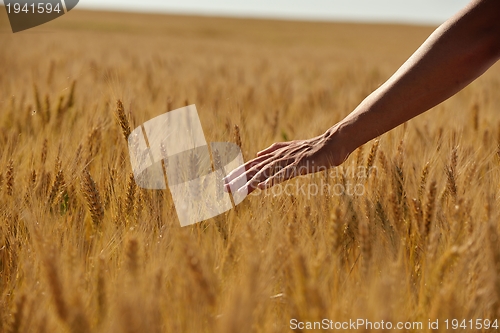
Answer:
2, 7, 500, 333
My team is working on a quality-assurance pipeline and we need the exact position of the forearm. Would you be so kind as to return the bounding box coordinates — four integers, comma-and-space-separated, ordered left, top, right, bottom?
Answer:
331, 0, 500, 155
225, 0, 500, 192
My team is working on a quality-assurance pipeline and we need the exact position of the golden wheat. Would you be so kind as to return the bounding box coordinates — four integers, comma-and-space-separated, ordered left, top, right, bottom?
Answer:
1, 8, 500, 333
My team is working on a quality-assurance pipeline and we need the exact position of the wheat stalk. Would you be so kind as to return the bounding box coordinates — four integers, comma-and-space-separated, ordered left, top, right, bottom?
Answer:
359, 218, 371, 276
6, 160, 14, 196
56, 95, 65, 119
47, 169, 66, 207
418, 162, 430, 198
355, 144, 364, 167
115, 100, 131, 142
126, 238, 139, 278
43, 94, 51, 124
365, 139, 379, 177
390, 190, 402, 225
271, 109, 279, 137
81, 169, 104, 228
29, 169, 37, 189
44, 252, 68, 323
124, 173, 136, 223
96, 256, 107, 325
36, 170, 52, 197
423, 181, 437, 237
445, 166, 457, 201
234, 125, 242, 148
33, 84, 42, 114
328, 208, 343, 265
65, 80, 76, 110
40, 139, 48, 166
472, 103, 479, 131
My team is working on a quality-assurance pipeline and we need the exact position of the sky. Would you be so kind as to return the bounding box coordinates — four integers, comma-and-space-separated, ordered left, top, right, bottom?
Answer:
75, 0, 471, 25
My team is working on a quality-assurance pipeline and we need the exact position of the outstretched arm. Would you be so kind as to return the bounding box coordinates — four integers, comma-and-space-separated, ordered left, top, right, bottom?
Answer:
225, 0, 500, 194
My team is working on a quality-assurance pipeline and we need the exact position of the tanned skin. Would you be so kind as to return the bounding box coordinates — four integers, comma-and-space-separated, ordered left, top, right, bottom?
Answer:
224, 0, 500, 195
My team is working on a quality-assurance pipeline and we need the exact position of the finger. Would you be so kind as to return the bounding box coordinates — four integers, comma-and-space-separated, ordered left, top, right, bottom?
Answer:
226, 142, 296, 185
246, 144, 312, 192
224, 166, 258, 193
224, 154, 279, 193
224, 143, 300, 193
256, 142, 289, 157
230, 159, 286, 195
223, 154, 273, 185
244, 157, 297, 193
258, 162, 304, 190
258, 162, 299, 189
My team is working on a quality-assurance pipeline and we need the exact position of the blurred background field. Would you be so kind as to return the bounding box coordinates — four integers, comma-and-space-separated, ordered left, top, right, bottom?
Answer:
1, 7, 500, 333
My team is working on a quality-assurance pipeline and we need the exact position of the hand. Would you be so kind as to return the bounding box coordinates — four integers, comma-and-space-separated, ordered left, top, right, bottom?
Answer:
223, 129, 349, 195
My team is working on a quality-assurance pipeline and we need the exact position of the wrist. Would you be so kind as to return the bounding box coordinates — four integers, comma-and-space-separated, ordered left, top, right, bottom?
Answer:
322, 123, 355, 166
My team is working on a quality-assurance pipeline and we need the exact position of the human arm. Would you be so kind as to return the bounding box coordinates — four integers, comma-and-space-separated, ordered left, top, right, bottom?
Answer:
224, 0, 500, 194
